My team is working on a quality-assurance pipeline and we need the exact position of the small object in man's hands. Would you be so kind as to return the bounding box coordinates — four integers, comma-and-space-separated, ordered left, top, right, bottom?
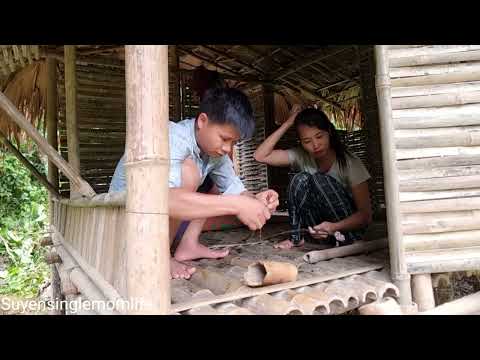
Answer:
334, 231, 345, 242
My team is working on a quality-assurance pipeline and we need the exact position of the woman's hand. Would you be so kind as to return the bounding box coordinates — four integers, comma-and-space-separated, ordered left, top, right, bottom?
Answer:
308, 221, 338, 240
284, 104, 302, 127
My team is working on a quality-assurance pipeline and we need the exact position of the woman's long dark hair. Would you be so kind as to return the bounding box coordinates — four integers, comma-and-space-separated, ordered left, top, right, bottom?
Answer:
294, 108, 350, 170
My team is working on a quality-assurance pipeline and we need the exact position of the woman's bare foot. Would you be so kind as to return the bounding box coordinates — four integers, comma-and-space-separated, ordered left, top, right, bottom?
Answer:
174, 241, 230, 262
170, 258, 196, 279
274, 239, 305, 250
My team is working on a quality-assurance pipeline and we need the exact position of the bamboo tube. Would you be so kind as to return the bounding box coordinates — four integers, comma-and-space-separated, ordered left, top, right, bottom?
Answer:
64, 46, 81, 198
303, 239, 388, 264
392, 91, 480, 110
358, 297, 403, 315
55, 263, 79, 296
400, 175, 480, 192
420, 290, 480, 315
411, 274, 435, 311
400, 188, 480, 202
396, 146, 480, 160
400, 197, 480, 213
404, 230, 480, 251
124, 45, 171, 314
244, 261, 298, 287
374, 45, 412, 308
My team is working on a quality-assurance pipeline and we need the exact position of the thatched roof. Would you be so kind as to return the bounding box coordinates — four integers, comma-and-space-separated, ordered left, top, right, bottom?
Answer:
0, 45, 368, 143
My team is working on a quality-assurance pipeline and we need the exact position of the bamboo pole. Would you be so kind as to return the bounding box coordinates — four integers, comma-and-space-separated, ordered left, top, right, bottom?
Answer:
399, 166, 480, 182
400, 196, 480, 213
420, 291, 480, 315
391, 71, 480, 87
390, 61, 480, 79
411, 274, 435, 311
125, 45, 171, 314
64, 46, 81, 198
47, 57, 59, 224
404, 230, 480, 251
395, 127, 480, 149
0, 91, 95, 197
399, 174, 480, 192
402, 210, 480, 234
391, 81, 480, 98
392, 91, 480, 110
170, 46, 181, 120
374, 45, 412, 308
393, 103, 480, 129
303, 239, 388, 264
396, 146, 480, 160
400, 188, 480, 202
388, 45, 480, 60
0, 130, 61, 198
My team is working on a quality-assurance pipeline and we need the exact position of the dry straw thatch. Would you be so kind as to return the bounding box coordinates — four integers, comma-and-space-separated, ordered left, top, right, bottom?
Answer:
0, 60, 48, 145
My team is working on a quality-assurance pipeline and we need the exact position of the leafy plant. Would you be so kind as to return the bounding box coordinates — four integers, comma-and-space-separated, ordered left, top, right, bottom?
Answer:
0, 143, 50, 298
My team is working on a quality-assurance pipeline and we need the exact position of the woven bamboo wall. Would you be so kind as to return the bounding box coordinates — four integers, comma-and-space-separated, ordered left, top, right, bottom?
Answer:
383, 45, 480, 274
57, 55, 180, 196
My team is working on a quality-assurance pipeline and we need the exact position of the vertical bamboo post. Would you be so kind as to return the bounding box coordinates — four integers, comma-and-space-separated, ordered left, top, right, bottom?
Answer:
374, 45, 413, 309
125, 45, 171, 314
263, 84, 275, 192
64, 46, 81, 198
170, 45, 182, 120
47, 56, 59, 224
411, 273, 435, 311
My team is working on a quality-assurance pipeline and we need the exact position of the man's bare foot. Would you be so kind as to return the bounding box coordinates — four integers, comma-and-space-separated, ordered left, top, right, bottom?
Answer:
174, 242, 230, 262
170, 258, 196, 279
274, 239, 305, 250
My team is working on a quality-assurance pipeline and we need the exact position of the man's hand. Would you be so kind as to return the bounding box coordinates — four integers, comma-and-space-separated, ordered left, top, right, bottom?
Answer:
234, 195, 272, 231
308, 221, 338, 240
255, 189, 280, 213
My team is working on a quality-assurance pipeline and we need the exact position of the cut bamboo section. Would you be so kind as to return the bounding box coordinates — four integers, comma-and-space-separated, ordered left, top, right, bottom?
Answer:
395, 127, 480, 149
400, 196, 480, 213
400, 188, 480, 202
244, 261, 298, 287
124, 45, 170, 314
402, 210, 480, 234
404, 230, 480, 251
393, 103, 480, 129
406, 247, 480, 274
392, 91, 480, 110
399, 174, 480, 192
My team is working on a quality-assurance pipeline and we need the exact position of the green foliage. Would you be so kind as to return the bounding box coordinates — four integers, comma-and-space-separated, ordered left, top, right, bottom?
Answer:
0, 144, 50, 298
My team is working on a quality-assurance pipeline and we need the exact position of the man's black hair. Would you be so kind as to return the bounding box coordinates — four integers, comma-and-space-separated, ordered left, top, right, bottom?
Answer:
199, 87, 255, 140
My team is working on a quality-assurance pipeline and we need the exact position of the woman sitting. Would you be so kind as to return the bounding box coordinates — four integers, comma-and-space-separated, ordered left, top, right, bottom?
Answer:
254, 105, 372, 249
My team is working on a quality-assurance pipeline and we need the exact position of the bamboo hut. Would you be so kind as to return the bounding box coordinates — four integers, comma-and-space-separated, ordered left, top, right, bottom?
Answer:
1, 45, 479, 315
